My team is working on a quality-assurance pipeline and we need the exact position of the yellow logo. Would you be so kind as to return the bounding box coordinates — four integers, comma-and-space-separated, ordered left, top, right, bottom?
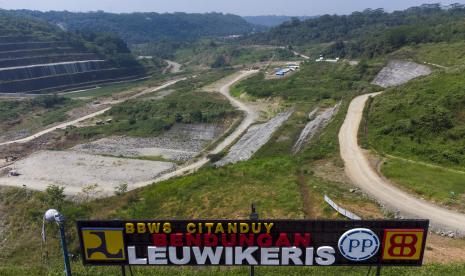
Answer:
82, 228, 126, 261
382, 229, 424, 261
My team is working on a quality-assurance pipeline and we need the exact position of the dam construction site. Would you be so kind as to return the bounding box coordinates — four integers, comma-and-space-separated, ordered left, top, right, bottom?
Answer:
0, 36, 145, 95
1, 5, 465, 276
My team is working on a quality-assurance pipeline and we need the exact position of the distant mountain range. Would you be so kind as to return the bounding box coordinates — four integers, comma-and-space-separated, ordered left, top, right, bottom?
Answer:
243, 16, 317, 27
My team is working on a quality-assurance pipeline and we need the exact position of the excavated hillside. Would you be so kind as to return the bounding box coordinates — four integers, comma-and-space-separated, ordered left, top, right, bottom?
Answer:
0, 36, 145, 94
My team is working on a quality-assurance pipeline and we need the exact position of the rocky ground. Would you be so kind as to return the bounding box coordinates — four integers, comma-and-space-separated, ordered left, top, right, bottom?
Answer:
73, 124, 225, 162
292, 103, 341, 154
216, 110, 293, 166
371, 60, 432, 88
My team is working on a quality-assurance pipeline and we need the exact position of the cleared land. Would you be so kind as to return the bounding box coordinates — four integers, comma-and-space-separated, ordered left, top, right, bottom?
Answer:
73, 124, 224, 162
371, 60, 431, 88
0, 78, 184, 147
0, 151, 175, 195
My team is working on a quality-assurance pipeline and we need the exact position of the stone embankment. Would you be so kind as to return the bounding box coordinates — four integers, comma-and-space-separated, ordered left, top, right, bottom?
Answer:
73, 124, 224, 162
292, 103, 340, 154
216, 110, 293, 166
372, 60, 431, 88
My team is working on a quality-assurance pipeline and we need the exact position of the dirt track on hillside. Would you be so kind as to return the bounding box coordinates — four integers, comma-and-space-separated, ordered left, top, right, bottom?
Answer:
0, 78, 184, 147
339, 92, 465, 235
131, 70, 259, 188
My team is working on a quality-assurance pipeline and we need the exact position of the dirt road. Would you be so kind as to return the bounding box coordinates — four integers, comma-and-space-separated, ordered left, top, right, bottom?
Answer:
132, 70, 259, 188
339, 93, 465, 235
0, 78, 184, 147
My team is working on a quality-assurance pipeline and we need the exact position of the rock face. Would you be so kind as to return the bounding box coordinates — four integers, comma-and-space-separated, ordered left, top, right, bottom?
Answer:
292, 103, 340, 154
372, 60, 432, 88
216, 110, 293, 166
0, 37, 145, 94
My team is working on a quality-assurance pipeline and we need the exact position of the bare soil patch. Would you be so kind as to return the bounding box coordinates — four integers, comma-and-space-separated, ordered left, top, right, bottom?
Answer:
0, 151, 175, 195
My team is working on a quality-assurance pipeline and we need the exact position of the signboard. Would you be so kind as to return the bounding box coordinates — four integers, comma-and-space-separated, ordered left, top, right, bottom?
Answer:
77, 219, 428, 267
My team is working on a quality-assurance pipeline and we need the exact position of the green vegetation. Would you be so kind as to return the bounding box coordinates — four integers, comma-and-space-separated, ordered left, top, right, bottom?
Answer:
0, 59, 387, 274
243, 16, 316, 27
232, 61, 378, 101
71, 70, 237, 138
389, 41, 465, 67
382, 158, 465, 211
135, 39, 297, 67
9, 10, 256, 45
3, 257, 465, 275
0, 95, 79, 129
248, 4, 465, 59
2, 4, 465, 275
365, 69, 465, 169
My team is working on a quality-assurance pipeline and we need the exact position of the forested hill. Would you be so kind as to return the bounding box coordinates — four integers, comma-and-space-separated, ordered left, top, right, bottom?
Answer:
243, 16, 316, 27
247, 4, 465, 58
7, 10, 258, 45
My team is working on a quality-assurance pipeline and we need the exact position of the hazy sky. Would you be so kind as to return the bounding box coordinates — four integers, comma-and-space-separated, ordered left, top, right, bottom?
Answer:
0, 0, 463, 16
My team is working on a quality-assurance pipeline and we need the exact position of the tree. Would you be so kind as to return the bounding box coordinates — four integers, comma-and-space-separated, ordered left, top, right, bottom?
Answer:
44, 185, 66, 209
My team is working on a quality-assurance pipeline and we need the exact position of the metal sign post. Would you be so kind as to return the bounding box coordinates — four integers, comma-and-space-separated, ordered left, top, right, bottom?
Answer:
249, 203, 258, 276
57, 216, 72, 276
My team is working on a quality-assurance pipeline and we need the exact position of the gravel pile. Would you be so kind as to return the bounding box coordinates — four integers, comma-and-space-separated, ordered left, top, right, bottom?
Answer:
73, 124, 224, 161
372, 60, 431, 88
292, 103, 340, 154
216, 110, 293, 166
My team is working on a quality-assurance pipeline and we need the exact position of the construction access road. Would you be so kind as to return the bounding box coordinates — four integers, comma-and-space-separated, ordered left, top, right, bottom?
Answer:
132, 70, 259, 188
0, 78, 185, 147
339, 92, 465, 235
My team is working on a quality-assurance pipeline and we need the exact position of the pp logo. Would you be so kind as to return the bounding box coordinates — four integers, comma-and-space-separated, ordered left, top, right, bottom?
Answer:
82, 228, 126, 261
338, 228, 380, 261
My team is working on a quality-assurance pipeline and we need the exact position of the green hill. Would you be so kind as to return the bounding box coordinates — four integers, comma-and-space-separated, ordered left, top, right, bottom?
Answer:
247, 4, 465, 58
366, 68, 465, 169
7, 10, 257, 45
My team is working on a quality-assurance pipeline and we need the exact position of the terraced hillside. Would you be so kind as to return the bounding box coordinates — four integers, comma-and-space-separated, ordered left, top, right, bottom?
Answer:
0, 14, 145, 94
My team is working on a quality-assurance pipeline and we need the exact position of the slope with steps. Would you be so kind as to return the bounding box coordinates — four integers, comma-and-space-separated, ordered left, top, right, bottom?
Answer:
0, 37, 145, 94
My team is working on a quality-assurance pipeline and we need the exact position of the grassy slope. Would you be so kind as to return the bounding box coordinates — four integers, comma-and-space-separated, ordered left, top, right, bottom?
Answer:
363, 42, 465, 210
366, 69, 465, 169
382, 158, 465, 210
232, 61, 377, 101
0, 95, 83, 135
69, 69, 235, 138
389, 41, 465, 67
173, 40, 297, 68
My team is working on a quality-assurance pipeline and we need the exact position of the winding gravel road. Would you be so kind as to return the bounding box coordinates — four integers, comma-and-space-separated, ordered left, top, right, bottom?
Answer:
132, 70, 259, 188
339, 93, 465, 235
